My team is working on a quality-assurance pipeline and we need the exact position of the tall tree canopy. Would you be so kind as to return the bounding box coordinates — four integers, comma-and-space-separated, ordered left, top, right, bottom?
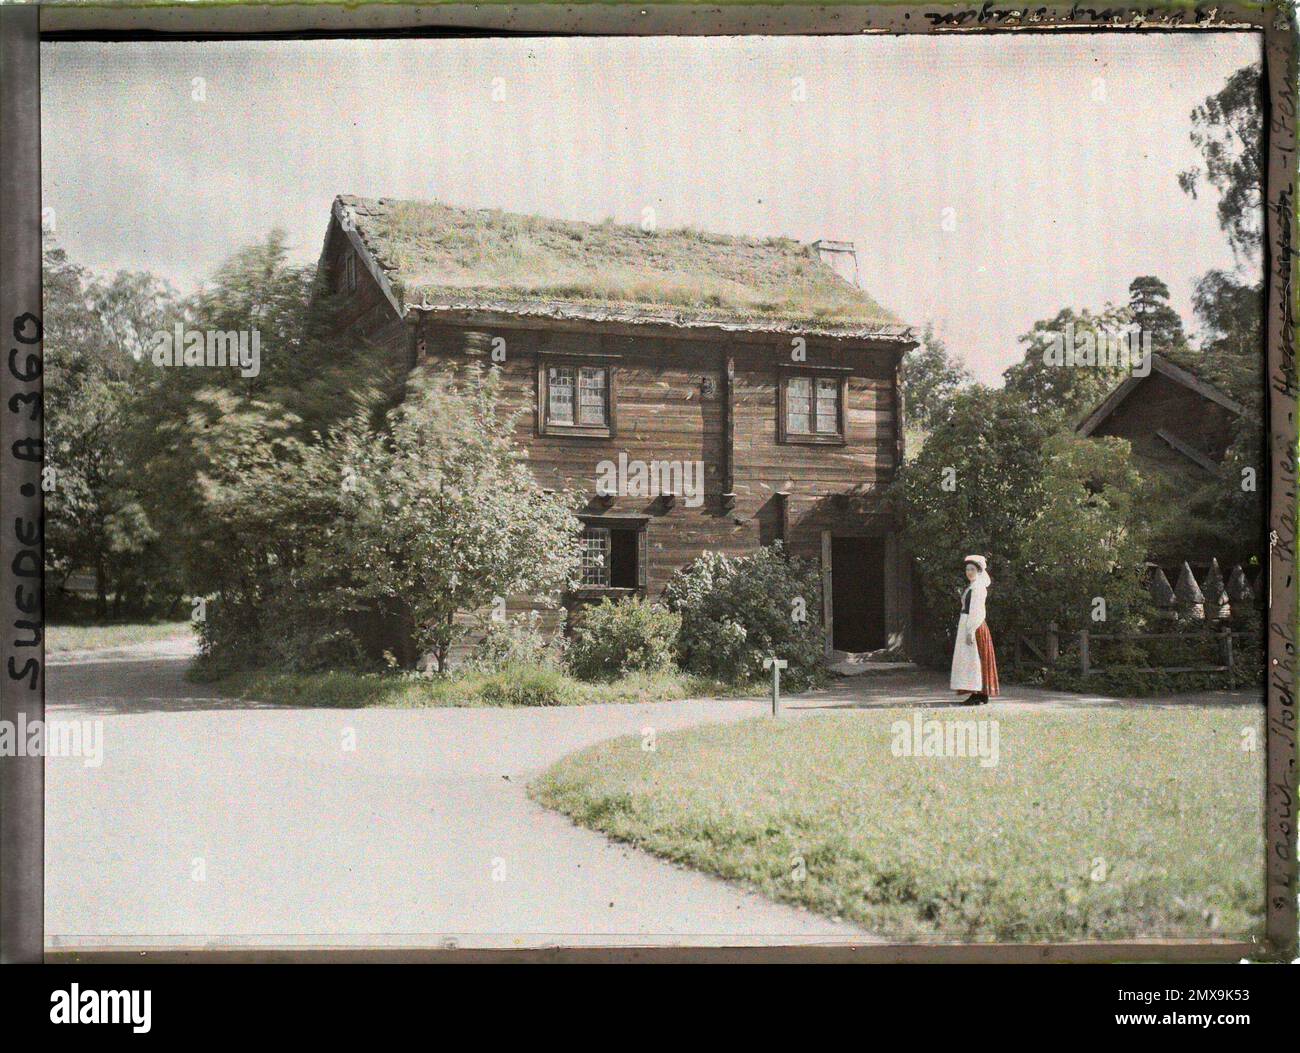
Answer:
1127, 275, 1186, 352
1178, 61, 1264, 263
1001, 305, 1132, 424
43, 241, 183, 615
194, 367, 583, 674
899, 322, 971, 441
1176, 61, 1266, 562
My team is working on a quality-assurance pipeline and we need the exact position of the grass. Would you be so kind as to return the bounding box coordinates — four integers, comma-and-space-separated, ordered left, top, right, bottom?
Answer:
202, 663, 753, 709
531, 706, 1265, 942
343, 195, 899, 326
46, 620, 194, 654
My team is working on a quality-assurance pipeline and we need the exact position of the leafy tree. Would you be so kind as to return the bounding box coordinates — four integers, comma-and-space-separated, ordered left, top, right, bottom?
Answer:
1178, 61, 1264, 263
1181, 270, 1265, 562
195, 366, 583, 674
186, 393, 354, 673
1190, 269, 1265, 411
894, 387, 1051, 662
186, 229, 314, 402
1127, 276, 1186, 352
663, 544, 825, 688
899, 322, 971, 439
1174, 59, 1265, 409
42, 242, 182, 616
894, 388, 1152, 666
312, 367, 583, 671
161, 229, 398, 433
1001, 306, 1132, 425
1171, 61, 1266, 565
124, 231, 408, 626
1016, 432, 1151, 636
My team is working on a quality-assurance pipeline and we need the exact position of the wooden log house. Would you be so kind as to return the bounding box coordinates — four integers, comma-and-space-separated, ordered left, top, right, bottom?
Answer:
314, 195, 918, 656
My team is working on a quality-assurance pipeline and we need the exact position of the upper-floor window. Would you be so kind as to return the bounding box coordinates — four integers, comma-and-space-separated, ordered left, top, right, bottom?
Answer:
539, 360, 614, 437
780, 371, 846, 444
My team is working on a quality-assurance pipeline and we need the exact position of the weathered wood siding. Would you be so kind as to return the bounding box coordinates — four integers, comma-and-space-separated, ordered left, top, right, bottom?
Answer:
1091, 370, 1238, 471
414, 320, 903, 599
317, 217, 412, 379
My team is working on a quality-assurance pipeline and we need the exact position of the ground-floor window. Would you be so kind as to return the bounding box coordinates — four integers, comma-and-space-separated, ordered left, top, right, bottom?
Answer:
579, 523, 642, 589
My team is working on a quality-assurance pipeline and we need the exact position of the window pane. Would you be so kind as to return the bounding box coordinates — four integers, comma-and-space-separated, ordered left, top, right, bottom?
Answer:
786, 376, 812, 434
578, 367, 607, 425
581, 527, 610, 587
815, 377, 839, 434
548, 367, 574, 424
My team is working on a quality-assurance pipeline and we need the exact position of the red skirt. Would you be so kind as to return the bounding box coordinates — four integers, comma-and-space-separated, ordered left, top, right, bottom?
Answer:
976, 623, 1000, 696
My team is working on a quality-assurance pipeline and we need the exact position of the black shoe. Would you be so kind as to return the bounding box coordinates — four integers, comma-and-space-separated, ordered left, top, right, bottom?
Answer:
962, 693, 982, 706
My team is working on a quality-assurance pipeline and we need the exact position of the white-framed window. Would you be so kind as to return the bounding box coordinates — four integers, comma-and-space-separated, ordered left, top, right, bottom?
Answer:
578, 521, 644, 590
577, 367, 607, 425
781, 372, 844, 442
580, 526, 611, 587
544, 364, 610, 431
787, 375, 812, 434
816, 376, 839, 433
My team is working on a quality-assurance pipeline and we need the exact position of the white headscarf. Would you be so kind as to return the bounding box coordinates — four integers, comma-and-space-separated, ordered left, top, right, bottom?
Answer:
963, 554, 992, 590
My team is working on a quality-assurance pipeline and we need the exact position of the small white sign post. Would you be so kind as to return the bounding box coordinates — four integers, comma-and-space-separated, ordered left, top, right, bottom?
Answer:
763, 656, 788, 717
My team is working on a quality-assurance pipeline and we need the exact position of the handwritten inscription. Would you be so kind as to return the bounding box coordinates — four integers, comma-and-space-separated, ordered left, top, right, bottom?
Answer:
7, 312, 42, 691
924, 4, 1227, 28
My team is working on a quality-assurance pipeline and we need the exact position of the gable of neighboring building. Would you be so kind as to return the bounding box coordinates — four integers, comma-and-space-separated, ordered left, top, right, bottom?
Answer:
1076, 354, 1246, 473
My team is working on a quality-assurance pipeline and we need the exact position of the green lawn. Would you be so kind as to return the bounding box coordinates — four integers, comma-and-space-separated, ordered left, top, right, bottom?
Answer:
46, 620, 194, 654
531, 706, 1265, 942
206, 665, 752, 709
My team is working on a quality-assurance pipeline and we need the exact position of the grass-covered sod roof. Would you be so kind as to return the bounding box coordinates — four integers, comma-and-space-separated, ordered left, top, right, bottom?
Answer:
335, 195, 910, 339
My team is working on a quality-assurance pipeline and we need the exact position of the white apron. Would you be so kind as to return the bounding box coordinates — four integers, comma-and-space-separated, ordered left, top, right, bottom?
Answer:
949, 582, 987, 692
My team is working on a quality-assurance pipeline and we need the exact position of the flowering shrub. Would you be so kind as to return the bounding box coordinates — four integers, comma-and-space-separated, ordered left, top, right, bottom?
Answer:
468, 611, 564, 672
566, 597, 680, 681
663, 545, 825, 689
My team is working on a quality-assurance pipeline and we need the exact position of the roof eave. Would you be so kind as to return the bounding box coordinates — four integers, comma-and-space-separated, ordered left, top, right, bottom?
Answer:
332, 197, 406, 320
406, 300, 914, 345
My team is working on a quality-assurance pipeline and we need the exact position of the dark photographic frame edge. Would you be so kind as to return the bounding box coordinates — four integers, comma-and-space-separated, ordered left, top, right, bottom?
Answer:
1, 0, 1295, 965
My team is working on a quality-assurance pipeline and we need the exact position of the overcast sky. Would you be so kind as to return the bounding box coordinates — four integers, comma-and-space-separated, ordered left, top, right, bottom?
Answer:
41, 32, 1261, 383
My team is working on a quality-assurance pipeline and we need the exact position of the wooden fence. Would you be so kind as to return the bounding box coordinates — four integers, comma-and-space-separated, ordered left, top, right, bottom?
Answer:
1014, 622, 1253, 677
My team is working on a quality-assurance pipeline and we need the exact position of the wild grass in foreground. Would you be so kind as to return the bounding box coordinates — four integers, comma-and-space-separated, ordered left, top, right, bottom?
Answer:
202, 663, 752, 709
531, 707, 1265, 941
46, 620, 194, 654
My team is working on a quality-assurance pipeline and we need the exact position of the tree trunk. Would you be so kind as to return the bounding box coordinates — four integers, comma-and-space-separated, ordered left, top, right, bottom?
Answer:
95, 556, 108, 620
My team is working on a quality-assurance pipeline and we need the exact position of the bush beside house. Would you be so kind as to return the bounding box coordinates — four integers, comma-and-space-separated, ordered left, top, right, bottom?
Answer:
566, 598, 681, 681
664, 546, 827, 691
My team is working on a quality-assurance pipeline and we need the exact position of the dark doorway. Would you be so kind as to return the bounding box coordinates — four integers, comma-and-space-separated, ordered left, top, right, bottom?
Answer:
609, 529, 639, 589
831, 536, 887, 652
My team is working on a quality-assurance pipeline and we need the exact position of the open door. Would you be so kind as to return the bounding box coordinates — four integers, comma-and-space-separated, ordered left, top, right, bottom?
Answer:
830, 536, 887, 652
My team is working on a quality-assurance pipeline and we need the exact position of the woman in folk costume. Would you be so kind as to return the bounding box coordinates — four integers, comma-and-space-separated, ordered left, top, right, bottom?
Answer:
950, 554, 999, 705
